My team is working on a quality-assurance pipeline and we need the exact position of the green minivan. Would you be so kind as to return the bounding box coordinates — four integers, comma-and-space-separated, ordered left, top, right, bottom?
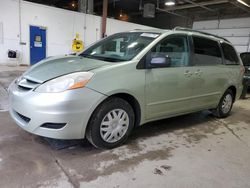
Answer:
9, 27, 244, 148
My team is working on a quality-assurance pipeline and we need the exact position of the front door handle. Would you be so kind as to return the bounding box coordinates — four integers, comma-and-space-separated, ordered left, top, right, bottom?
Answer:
184, 70, 193, 77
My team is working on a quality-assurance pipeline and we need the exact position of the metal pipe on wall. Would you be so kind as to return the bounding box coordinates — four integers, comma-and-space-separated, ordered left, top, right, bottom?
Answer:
182, 0, 215, 12
18, 0, 23, 65
101, 0, 108, 38
18, 0, 22, 44
156, 8, 187, 18
229, 0, 250, 14
165, 0, 229, 11
78, 0, 94, 14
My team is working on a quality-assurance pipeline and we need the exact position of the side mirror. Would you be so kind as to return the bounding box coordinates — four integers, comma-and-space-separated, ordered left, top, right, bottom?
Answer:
149, 54, 171, 68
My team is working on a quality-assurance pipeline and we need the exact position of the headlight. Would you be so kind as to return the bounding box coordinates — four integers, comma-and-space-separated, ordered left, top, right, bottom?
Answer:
35, 72, 94, 93
15, 76, 23, 84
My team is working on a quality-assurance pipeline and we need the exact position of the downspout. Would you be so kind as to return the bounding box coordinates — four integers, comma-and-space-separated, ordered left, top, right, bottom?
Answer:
18, 0, 23, 65
101, 0, 108, 38
84, 0, 87, 43
18, 0, 22, 44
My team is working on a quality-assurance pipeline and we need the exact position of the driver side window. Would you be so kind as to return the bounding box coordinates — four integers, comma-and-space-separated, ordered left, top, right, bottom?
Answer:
151, 35, 189, 67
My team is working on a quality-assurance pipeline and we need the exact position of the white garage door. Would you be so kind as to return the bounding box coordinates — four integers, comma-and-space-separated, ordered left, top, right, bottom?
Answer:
0, 22, 3, 44
193, 17, 250, 53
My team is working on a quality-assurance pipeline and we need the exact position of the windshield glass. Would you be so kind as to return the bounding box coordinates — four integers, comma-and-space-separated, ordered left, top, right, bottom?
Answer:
240, 53, 250, 66
79, 32, 160, 62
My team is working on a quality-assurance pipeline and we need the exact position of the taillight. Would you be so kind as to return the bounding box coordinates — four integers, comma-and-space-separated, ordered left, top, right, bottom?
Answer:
240, 64, 245, 76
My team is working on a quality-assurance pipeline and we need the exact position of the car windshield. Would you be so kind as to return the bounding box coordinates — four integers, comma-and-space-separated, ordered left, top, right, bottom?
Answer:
79, 32, 160, 62
240, 53, 250, 66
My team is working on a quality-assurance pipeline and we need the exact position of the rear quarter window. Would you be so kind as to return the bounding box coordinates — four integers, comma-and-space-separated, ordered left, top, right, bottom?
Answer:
221, 43, 240, 65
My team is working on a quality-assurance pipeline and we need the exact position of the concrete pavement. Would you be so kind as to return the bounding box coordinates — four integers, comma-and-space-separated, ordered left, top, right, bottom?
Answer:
0, 66, 250, 188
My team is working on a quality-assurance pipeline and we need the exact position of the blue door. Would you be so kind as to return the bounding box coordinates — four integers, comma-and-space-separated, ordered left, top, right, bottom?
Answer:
30, 26, 46, 65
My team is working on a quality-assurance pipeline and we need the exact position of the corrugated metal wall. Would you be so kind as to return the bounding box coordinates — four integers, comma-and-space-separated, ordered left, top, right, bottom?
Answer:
193, 17, 250, 53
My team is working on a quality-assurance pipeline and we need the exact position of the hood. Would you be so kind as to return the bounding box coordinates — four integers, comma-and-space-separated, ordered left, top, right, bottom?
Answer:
23, 55, 112, 83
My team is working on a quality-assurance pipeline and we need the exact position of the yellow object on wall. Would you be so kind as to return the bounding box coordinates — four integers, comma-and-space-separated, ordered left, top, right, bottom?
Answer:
72, 33, 84, 52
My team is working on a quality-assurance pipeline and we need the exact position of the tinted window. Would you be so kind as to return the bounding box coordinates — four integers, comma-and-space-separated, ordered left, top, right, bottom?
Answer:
193, 36, 222, 65
151, 35, 189, 67
221, 43, 239, 65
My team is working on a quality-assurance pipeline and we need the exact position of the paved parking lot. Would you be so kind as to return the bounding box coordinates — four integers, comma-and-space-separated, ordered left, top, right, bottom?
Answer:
1, 66, 250, 188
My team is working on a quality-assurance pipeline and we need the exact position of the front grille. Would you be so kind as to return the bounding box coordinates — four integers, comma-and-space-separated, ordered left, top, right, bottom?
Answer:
41, 123, 67, 129
16, 112, 31, 123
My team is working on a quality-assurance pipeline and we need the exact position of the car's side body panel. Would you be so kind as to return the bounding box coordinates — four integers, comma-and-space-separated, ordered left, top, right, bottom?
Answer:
145, 67, 194, 120
86, 61, 147, 125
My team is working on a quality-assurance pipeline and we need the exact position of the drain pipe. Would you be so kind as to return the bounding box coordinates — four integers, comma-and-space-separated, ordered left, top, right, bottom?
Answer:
18, 0, 22, 44
101, 0, 108, 38
18, 0, 23, 65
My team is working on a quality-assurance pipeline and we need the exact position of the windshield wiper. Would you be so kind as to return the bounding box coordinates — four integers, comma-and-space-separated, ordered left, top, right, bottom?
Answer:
80, 54, 93, 58
80, 54, 125, 62
79, 54, 103, 61
96, 56, 124, 62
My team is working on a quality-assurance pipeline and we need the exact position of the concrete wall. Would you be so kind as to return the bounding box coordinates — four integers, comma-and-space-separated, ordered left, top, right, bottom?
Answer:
193, 18, 250, 53
0, 0, 155, 65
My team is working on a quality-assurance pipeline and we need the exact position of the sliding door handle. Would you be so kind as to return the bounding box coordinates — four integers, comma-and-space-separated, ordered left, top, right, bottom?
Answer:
184, 70, 192, 77
194, 69, 202, 76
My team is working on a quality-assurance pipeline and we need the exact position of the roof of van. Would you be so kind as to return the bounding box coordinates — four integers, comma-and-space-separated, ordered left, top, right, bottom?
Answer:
131, 27, 230, 43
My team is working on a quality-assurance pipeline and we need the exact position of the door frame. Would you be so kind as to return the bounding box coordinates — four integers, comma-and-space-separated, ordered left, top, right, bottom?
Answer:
29, 24, 48, 65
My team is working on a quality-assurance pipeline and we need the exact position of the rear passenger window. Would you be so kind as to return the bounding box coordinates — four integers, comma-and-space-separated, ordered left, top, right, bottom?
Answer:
221, 43, 239, 65
193, 36, 222, 65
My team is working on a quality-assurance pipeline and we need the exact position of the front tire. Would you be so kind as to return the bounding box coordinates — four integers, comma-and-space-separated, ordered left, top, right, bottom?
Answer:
212, 89, 234, 118
86, 97, 135, 149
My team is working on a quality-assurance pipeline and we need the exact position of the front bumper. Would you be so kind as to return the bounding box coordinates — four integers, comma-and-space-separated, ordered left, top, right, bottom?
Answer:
8, 82, 106, 139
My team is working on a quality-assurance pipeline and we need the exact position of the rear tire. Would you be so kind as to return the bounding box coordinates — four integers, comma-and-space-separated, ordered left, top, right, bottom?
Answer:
212, 89, 234, 118
86, 97, 135, 149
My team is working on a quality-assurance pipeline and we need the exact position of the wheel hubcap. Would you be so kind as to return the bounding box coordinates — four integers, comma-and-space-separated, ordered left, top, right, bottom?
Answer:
100, 109, 129, 143
222, 94, 233, 114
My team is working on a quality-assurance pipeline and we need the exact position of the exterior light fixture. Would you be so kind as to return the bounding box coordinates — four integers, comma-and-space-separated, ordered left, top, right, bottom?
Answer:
237, 0, 250, 8
165, 0, 176, 6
